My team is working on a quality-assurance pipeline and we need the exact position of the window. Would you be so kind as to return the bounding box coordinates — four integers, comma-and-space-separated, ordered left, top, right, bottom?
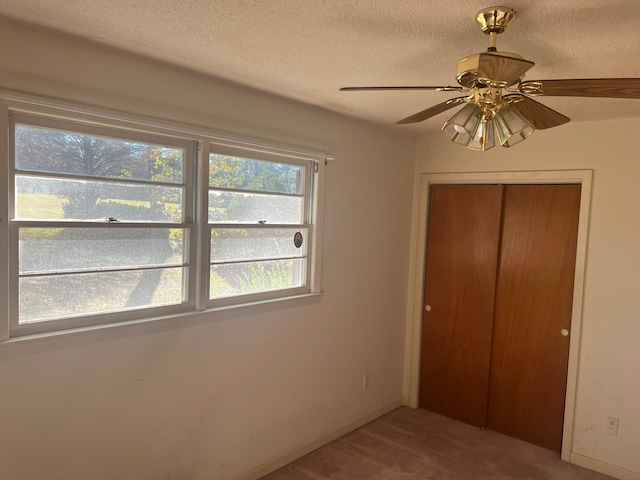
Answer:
4, 103, 325, 338
207, 144, 313, 306
9, 114, 196, 336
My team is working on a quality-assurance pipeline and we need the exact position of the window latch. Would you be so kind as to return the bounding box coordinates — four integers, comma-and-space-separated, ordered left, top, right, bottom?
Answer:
108, 217, 120, 223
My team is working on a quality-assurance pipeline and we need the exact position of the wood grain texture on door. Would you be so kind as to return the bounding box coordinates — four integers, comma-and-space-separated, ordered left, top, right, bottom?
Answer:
487, 184, 581, 451
420, 185, 503, 427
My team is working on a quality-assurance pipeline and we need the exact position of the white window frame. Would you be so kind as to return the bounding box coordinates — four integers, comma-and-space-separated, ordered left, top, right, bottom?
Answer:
8, 113, 198, 337
206, 142, 315, 307
0, 93, 328, 341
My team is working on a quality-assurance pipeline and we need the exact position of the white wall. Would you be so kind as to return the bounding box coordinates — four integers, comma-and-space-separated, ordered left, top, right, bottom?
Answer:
413, 124, 640, 478
0, 18, 415, 480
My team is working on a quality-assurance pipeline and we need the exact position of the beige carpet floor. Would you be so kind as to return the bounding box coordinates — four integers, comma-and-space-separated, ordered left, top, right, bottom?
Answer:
261, 407, 613, 479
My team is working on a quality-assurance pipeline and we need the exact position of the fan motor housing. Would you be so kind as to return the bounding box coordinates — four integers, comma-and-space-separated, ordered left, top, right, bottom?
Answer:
456, 51, 528, 88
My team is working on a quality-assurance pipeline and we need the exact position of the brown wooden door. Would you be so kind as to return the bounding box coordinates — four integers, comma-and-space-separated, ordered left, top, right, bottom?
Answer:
419, 184, 503, 427
420, 183, 581, 450
487, 184, 581, 451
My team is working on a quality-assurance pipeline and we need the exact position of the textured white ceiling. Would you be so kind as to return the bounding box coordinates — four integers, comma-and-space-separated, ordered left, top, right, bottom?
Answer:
2, 0, 640, 134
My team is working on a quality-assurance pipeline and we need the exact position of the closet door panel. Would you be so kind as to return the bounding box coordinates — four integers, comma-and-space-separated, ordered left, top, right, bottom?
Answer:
420, 184, 503, 427
487, 184, 581, 451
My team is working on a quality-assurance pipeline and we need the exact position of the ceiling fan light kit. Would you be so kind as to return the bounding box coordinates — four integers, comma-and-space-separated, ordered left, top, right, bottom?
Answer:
443, 102, 533, 151
340, 6, 640, 151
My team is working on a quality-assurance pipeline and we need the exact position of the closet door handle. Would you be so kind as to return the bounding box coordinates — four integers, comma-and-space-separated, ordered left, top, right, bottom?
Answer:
560, 329, 569, 337
425, 305, 432, 312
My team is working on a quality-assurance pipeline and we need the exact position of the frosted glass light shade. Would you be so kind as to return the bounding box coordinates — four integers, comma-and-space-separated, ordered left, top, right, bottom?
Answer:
495, 106, 535, 147
466, 118, 495, 151
442, 104, 482, 146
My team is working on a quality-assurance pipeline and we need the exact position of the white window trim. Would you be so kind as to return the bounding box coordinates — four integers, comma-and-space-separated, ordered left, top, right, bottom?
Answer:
0, 104, 9, 342
0, 91, 329, 343
206, 142, 315, 307
9, 113, 198, 337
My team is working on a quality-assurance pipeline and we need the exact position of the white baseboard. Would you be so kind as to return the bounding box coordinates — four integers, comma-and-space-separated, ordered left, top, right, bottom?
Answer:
235, 399, 404, 480
571, 452, 640, 480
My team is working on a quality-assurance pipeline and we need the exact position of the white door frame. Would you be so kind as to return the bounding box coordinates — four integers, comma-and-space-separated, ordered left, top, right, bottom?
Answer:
403, 169, 593, 462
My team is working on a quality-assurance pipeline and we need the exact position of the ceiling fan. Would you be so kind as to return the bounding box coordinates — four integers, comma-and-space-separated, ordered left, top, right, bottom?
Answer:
341, 6, 640, 150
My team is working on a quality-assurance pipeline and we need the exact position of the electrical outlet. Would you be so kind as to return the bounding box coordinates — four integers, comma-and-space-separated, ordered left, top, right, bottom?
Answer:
606, 416, 619, 435
362, 374, 369, 390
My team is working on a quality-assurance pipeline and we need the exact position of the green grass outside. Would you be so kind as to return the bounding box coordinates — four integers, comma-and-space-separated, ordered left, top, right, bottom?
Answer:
17, 193, 181, 220
17, 193, 66, 219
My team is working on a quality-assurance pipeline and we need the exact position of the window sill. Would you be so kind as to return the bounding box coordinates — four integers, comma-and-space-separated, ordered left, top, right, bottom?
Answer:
0, 292, 323, 357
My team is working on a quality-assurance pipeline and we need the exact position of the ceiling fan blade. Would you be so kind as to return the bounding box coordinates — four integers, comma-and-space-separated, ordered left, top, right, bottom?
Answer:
477, 53, 535, 86
340, 86, 464, 91
520, 78, 640, 98
396, 97, 467, 124
505, 95, 570, 130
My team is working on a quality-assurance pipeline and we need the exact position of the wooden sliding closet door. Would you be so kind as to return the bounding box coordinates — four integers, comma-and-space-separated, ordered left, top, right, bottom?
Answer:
419, 185, 503, 427
487, 184, 581, 451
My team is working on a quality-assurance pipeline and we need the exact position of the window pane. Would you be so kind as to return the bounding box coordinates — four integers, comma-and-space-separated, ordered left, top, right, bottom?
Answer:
210, 259, 304, 299
208, 190, 303, 224
15, 124, 184, 183
209, 153, 304, 194
19, 267, 187, 324
19, 228, 185, 274
16, 175, 183, 222
211, 228, 307, 263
